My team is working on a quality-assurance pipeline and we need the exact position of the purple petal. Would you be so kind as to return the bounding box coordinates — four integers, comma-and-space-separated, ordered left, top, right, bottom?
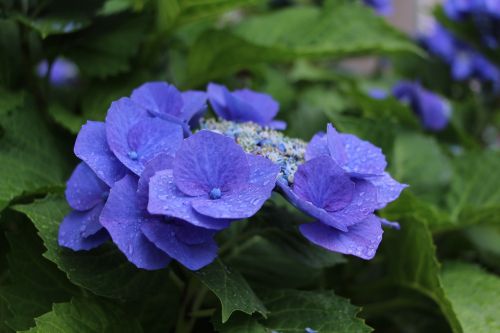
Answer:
293, 157, 354, 212
172, 220, 216, 245
232, 88, 279, 124
106, 97, 183, 175
173, 130, 250, 196
326, 124, 348, 166
65, 162, 109, 211
137, 153, 174, 205
127, 117, 183, 173
368, 172, 408, 209
327, 179, 379, 228
276, 178, 348, 232
130, 81, 183, 118
299, 215, 383, 260
190, 155, 279, 219
141, 220, 217, 270
207, 83, 230, 119
74, 121, 127, 186
148, 170, 231, 230
340, 133, 387, 176
268, 120, 287, 130
58, 203, 108, 251
181, 91, 207, 125
100, 175, 171, 270
305, 132, 328, 161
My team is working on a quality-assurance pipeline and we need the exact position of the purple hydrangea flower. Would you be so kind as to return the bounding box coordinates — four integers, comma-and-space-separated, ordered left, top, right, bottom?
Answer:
392, 81, 451, 131
36, 57, 79, 87
148, 130, 280, 230
445, 0, 500, 20
277, 157, 384, 260
363, 0, 392, 15
207, 83, 286, 130
131, 81, 208, 133
277, 124, 406, 259
100, 163, 218, 270
105, 97, 184, 175
59, 162, 110, 250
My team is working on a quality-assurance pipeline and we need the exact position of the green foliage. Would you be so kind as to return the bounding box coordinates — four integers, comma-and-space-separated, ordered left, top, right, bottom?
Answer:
195, 259, 268, 323
441, 262, 500, 333
23, 298, 142, 333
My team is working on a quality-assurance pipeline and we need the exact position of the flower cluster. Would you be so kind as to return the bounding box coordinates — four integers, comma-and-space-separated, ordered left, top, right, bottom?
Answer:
60, 81, 405, 270
420, 24, 500, 85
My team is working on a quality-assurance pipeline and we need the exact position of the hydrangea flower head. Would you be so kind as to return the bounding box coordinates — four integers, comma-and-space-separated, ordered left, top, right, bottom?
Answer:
131, 82, 208, 132
148, 130, 280, 229
207, 83, 286, 129
36, 57, 79, 86
392, 81, 451, 131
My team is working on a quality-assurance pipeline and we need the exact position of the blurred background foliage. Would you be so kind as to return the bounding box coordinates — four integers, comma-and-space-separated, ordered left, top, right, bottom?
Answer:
0, 0, 499, 332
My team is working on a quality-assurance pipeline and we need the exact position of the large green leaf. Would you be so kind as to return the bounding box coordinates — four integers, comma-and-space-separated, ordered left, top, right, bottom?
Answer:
447, 151, 500, 227
186, 4, 420, 85
392, 133, 452, 201
441, 262, 500, 333
23, 298, 142, 333
0, 223, 78, 331
13, 195, 173, 300
194, 259, 268, 323
0, 99, 71, 211
215, 290, 372, 333
383, 218, 461, 332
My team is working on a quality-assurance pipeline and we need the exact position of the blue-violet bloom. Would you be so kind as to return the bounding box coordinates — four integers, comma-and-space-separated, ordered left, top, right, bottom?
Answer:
363, 0, 392, 15
207, 83, 286, 130
131, 81, 208, 133
148, 130, 280, 230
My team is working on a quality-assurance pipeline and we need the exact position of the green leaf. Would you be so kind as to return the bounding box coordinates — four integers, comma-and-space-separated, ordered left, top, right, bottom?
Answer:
0, 19, 23, 87
215, 290, 372, 333
176, 0, 264, 26
194, 259, 268, 323
383, 218, 461, 332
186, 4, 420, 85
23, 298, 142, 333
465, 225, 500, 268
441, 262, 500, 333
0, 221, 78, 331
392, 133, 452, 201
15, 15, 90, 39
13, 194, 173, 300
61, 17, 146, 78
447, 151, 500, 226
0, 99, 71, 211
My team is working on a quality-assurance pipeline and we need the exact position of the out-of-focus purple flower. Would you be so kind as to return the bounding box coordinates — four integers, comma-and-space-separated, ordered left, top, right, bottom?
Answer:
445, 0, 500, 20
363, 0, 392, 15
131, 82, 208, 132
105, 97, 184, 175
148, 130, 280, 230
36, 57, 79, 87
392, 81, 451, 131
305, 124, 406, 209
277, 157, 384, 260
207, 83, 286, 130
59, 162, 110, 251
420, 24, 500, 84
